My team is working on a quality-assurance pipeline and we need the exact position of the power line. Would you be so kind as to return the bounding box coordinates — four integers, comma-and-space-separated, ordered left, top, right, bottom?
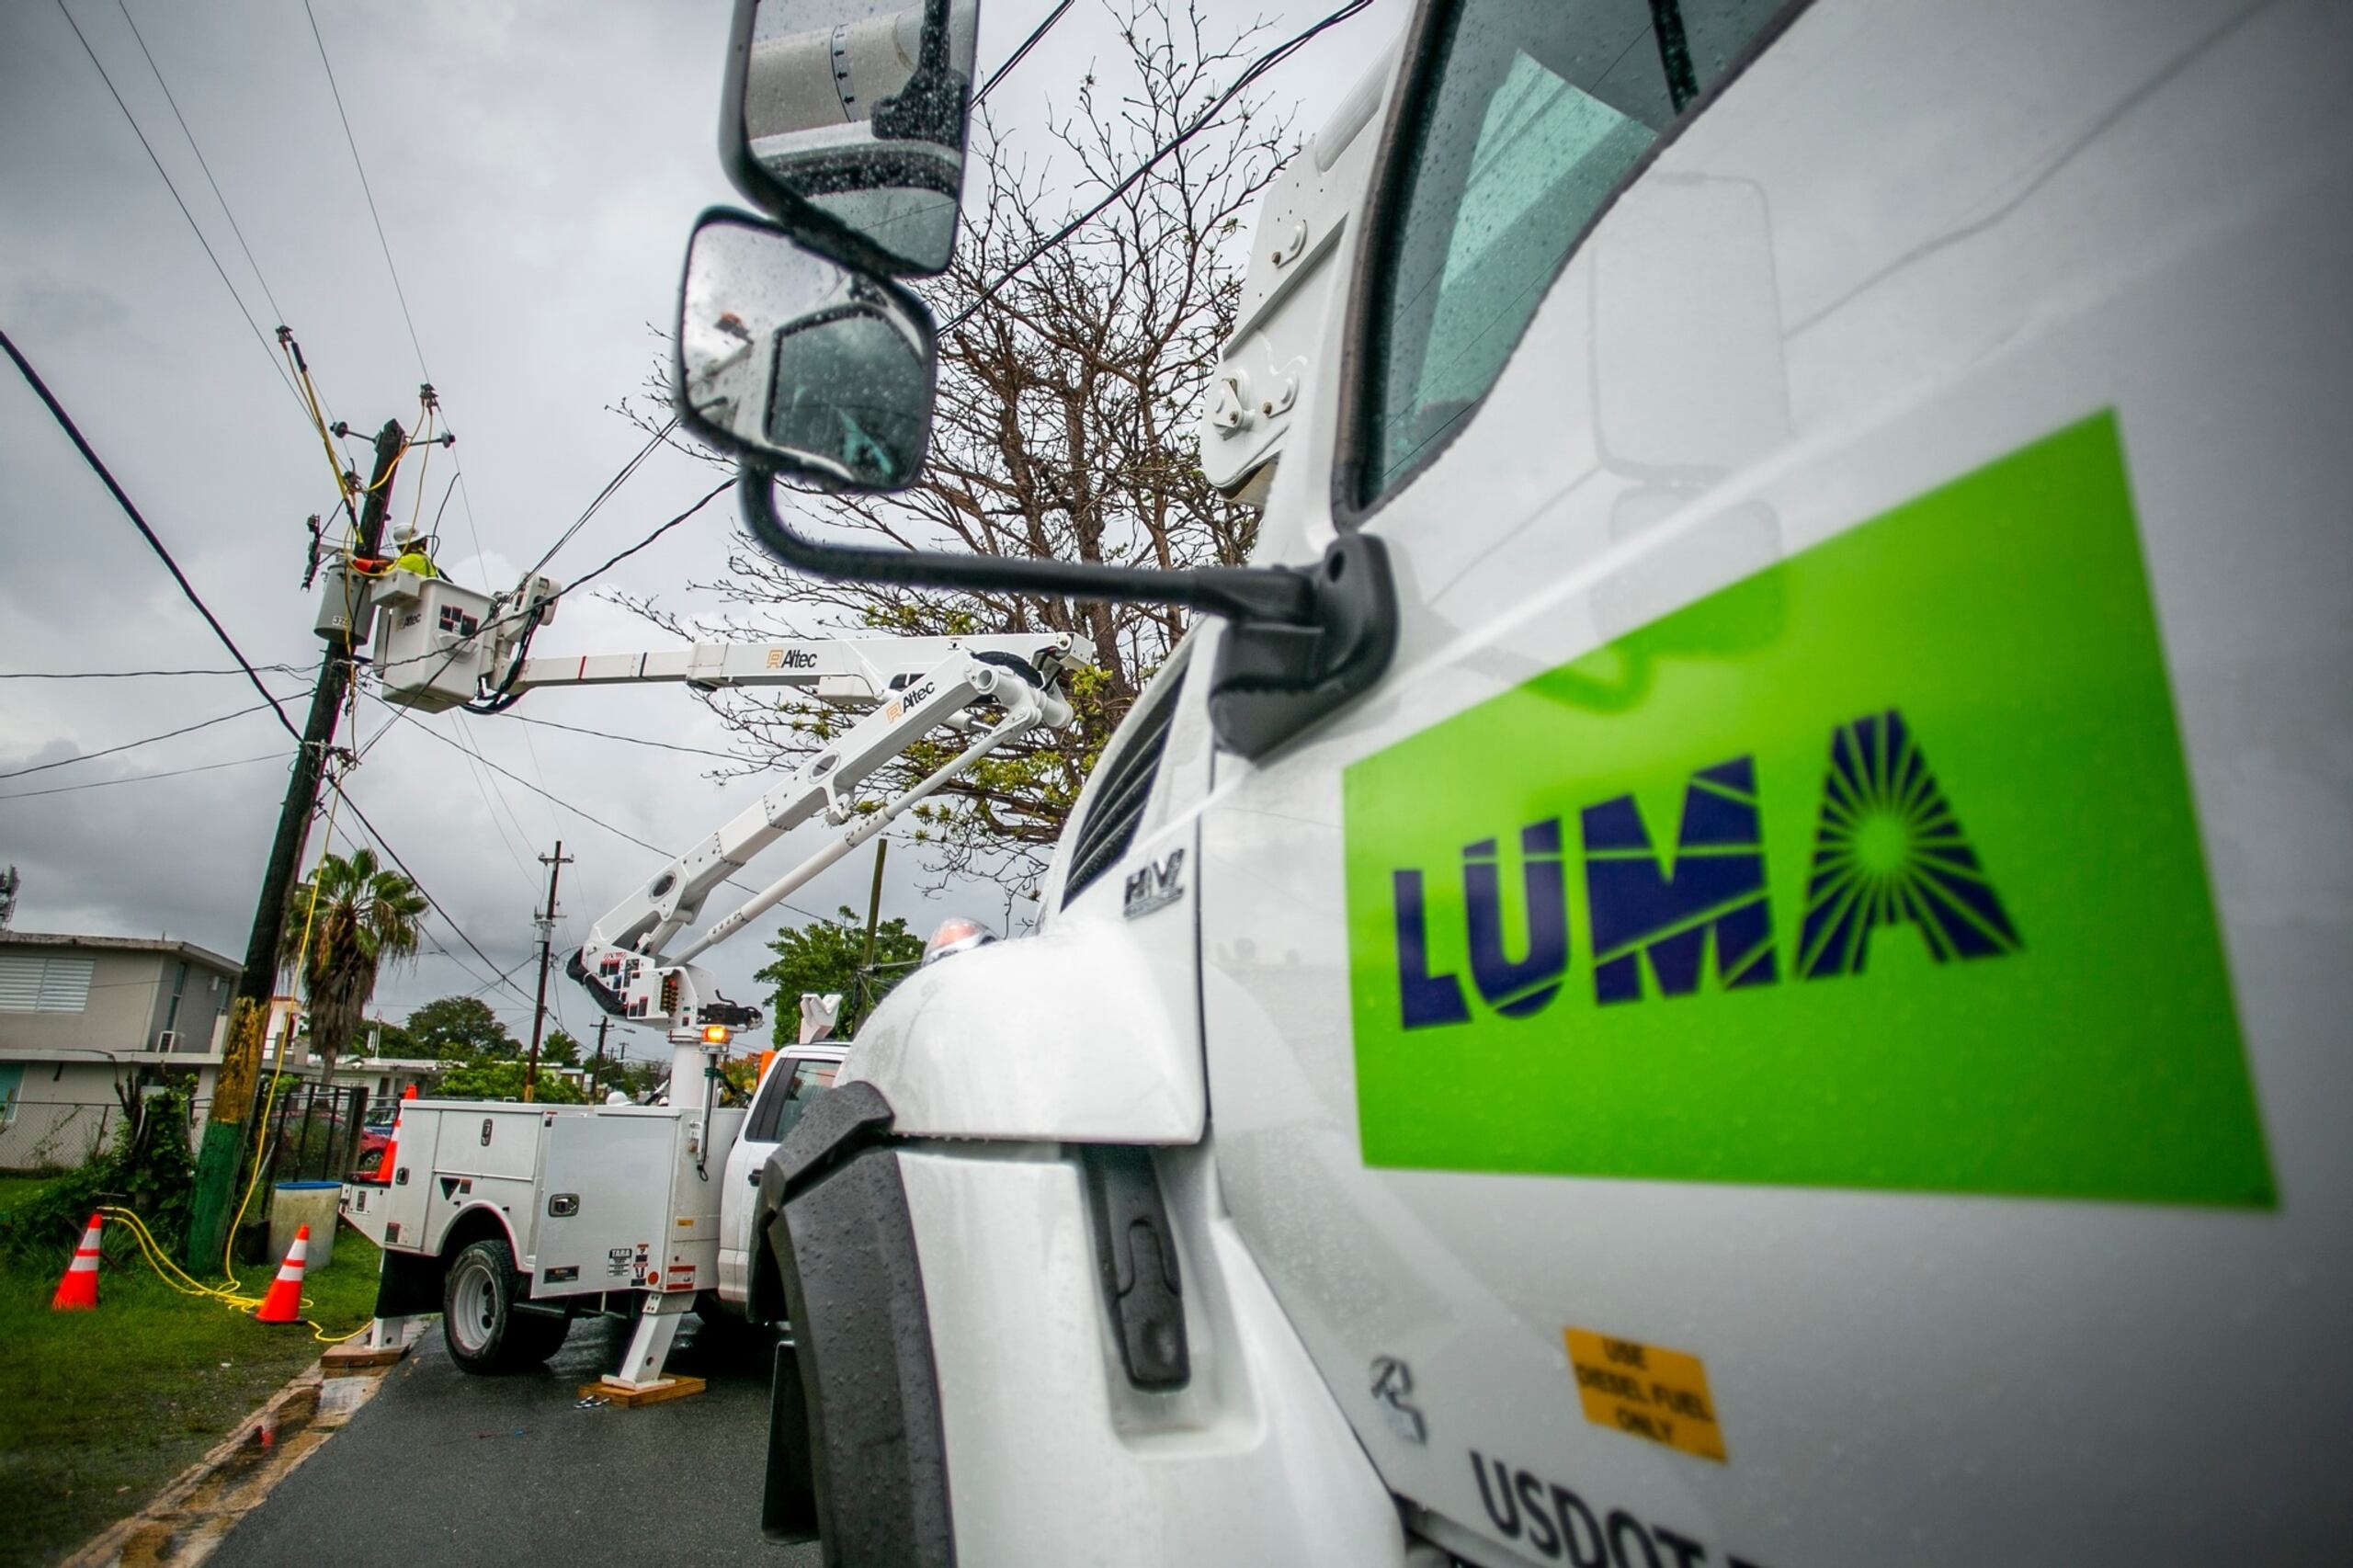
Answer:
328, 782, 538, 1006
0, 700, 283, 783
301, 0, 430, 384
0, 750, 288, 803
2, 326, 303, 742
111, 0, 287, 327
494, 711, 744, 763
556, 477, 734, 598
358, 477, 733, 744
0, 665, 310, 681
51, 0, 303, 410
372, 695, 840, 927
946, 0, 1374, 330
972, 0, 1079, 107
527, 418, 680, 580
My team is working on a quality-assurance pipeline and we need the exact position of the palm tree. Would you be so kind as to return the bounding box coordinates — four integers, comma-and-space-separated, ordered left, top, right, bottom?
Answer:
284, 848, 427, 1084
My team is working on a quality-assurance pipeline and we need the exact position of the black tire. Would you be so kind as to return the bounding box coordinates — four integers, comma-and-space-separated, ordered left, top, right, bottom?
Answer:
441, 1237, 569, 1373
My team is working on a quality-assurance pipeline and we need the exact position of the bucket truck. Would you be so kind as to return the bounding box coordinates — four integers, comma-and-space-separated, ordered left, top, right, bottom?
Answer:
338, 558, 1091, 1391
641, 0, 2353, 1559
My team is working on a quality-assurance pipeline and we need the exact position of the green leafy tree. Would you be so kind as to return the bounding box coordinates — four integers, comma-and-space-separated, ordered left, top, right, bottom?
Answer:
755, 905, 926, 1043
405, 995, 520, 1061
540, 1030, 583, 1069
437, 1060, 586, 1104
284, 848, 428, 1084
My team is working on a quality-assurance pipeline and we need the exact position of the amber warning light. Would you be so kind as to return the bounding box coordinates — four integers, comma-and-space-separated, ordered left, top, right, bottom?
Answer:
701, 1024, 733, 1045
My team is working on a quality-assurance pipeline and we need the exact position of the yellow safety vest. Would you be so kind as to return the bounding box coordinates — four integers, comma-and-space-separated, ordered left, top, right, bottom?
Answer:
393, 550, 438, 580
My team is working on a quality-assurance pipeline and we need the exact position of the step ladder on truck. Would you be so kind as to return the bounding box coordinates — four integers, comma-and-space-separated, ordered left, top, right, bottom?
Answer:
335, 562, 1090, 1393
646, 0, 2353, 1561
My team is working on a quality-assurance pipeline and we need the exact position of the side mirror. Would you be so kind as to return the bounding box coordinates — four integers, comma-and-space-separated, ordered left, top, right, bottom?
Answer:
676, 209, 939, 491
721, 0, 978, 277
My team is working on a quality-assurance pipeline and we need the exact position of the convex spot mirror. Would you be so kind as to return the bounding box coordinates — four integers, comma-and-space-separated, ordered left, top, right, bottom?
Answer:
676, 210, 939, 492
723, 0, 978, 276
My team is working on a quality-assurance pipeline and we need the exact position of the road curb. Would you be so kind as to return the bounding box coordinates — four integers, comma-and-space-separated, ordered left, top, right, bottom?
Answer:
61, 1321, 426, 1568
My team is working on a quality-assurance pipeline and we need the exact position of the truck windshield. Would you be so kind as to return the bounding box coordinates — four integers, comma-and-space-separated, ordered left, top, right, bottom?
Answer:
1361, 0, 1791, 499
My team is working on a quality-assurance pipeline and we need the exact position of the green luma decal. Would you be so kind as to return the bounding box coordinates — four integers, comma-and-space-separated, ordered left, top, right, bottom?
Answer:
1343, 413, 2273, 1207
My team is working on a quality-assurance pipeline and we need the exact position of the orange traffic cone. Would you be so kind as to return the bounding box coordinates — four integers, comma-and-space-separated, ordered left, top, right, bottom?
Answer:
255, 1224, 309, 1324
51, 1212, 104, 1311
371, 1083, 417, 1185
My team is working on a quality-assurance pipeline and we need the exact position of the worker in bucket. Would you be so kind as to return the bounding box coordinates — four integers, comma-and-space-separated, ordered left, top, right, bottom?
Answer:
922, 915, 996, 966
391, 528, 439, 580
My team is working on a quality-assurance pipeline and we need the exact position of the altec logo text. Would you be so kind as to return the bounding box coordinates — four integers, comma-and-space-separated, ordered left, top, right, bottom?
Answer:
1342, 415, 2271, 1206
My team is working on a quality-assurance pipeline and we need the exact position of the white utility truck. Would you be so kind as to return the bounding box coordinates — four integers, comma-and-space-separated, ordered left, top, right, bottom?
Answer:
339, 572, 1089, 1389
665, 0, 2353, 1561
344, 1032, 844, 1377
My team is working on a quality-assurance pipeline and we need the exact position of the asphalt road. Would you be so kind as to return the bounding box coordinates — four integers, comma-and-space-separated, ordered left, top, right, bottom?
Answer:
211, 1312, 819, 1567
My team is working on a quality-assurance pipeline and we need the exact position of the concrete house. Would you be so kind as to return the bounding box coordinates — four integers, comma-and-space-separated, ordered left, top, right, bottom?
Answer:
0, 932, 237, 1170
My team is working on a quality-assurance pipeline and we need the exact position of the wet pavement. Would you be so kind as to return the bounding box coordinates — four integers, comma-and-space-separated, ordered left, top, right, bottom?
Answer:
210, 1311, 818, 1567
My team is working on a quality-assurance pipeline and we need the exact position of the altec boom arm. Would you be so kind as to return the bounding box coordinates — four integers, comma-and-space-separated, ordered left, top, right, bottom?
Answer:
555, 631, 1089, 1032
370, 577, 1089, 1033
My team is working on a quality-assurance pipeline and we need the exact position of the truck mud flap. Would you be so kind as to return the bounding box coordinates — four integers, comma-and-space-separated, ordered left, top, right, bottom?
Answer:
761, 1082, 953, 1566
373, 1247, 445, 1319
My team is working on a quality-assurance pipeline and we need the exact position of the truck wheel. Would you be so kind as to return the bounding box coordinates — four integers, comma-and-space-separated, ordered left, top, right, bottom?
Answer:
442, 1238, 566, 1372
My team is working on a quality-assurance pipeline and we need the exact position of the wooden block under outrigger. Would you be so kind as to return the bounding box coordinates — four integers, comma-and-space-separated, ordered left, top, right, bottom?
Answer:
580, 1374, 707, 1408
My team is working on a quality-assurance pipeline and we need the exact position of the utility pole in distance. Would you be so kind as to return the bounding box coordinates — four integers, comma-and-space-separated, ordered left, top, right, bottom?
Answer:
588, 1014, 611, 1101
524, 841, 574, 1103
187, 417, 404, 1270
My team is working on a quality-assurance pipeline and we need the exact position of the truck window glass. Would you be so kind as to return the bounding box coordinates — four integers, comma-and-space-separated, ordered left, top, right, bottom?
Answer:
1358, 0, 1791, 502
749, 1057, 839, 1146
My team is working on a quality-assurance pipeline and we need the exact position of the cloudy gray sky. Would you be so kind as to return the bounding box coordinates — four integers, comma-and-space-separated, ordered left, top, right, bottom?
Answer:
0, 0, 1404, 1064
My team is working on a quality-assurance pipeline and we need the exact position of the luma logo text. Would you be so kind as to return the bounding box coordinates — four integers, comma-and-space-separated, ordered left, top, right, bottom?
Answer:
1392, 709, 2020, 1028
1343, 417, 2268, 1202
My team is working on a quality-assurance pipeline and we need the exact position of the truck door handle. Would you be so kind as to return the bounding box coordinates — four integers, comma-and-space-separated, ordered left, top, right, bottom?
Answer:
747, 1170, 760, 1186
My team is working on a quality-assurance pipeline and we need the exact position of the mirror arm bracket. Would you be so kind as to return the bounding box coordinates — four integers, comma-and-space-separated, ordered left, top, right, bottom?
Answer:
738, 465, 1395, 757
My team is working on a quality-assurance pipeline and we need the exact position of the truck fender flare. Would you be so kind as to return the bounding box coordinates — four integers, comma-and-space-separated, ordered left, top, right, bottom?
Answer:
757, 1082, 953, 1563
372, 1201, 526, 1321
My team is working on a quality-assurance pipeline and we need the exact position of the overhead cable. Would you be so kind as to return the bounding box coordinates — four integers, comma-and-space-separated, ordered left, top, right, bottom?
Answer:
946, 0, 1374, 330
526, 418, 681, 579
328, 783, 539, 1006
112, 0, 288, 327
356, 477, 736, 757
299, 0, 492, 573
0, 700, 284, 783
1, 326, 303, 742
51, 0, 303, 411
0, 665, 309, 681
494, 712, 744, 763
551, 476, 733, 600
376, 696, 840, 927
972, 0, 1079, 107
301, 0, 429, 383
0, 751, 289, 803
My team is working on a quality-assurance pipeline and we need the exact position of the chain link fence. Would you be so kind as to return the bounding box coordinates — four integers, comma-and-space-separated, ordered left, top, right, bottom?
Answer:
2, 1084, 376, 1179
0, 1102, 119, 1173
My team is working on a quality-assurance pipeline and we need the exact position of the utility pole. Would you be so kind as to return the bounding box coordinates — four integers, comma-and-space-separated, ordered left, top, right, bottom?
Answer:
524, 841, 573, 1103
589, 1015, 611, 1101
857, 838, 888, 1030
187, 418, 405, 1270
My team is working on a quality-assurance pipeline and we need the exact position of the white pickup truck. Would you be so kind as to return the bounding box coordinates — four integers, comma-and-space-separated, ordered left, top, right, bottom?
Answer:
344, 1039, 844, 1380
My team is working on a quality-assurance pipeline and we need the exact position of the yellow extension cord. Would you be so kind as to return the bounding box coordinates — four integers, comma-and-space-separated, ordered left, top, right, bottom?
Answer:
99, 1206, 368, 1344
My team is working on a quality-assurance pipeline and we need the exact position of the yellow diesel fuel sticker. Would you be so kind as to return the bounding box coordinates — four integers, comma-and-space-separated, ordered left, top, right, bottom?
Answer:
1563, 1327, 1726, 1462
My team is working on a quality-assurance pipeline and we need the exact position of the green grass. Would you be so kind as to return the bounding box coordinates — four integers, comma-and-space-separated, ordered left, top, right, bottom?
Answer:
0, 1184, 383, 1568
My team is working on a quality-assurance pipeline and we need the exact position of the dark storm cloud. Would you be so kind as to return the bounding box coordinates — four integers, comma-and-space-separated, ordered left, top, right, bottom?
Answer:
2, 0, 1406, 1059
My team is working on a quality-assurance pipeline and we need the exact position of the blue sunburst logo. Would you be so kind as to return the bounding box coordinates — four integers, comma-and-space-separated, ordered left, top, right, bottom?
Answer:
1799, 710, 2021, 978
